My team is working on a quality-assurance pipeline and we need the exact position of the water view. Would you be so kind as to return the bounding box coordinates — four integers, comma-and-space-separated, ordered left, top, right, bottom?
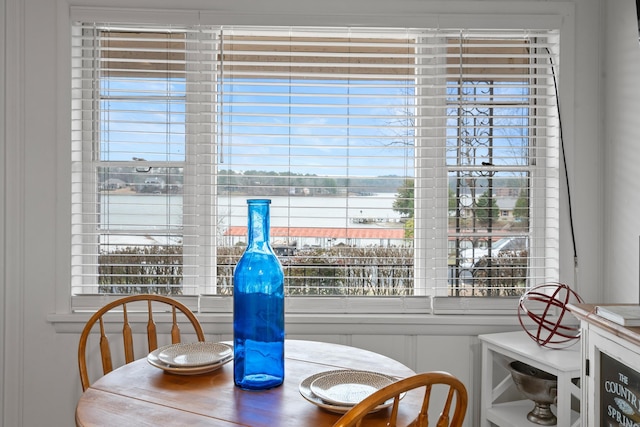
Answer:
99, 193, 405, 245
219, 194, 403, 229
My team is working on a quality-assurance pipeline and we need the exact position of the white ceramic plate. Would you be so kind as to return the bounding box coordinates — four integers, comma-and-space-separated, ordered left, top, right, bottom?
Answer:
309, 370, 395, 406
299, 370, 399, 414
157, 342, 232, 367
147, 343, 233, 375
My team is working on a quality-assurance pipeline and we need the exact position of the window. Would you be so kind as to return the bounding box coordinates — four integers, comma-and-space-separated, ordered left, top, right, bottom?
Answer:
443, 34, 560, 298
71, 22, 560, 310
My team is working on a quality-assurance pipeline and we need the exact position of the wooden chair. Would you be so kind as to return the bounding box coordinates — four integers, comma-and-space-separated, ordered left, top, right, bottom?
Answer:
77, 294, 205, 391
332, 371, 468, 427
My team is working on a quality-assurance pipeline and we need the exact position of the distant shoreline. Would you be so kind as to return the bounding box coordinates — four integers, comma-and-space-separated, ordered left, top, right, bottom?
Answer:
100, 187, 387, 197
101, 187, 137, 195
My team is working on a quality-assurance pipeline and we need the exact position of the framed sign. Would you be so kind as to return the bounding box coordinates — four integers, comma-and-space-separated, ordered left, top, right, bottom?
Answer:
600, 351, 640, 426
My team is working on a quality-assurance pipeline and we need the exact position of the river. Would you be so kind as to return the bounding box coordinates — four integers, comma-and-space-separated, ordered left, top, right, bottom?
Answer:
100, 193, 403, 231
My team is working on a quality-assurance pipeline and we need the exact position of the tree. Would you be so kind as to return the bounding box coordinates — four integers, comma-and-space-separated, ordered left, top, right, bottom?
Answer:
393, 179, 414, 218
513, 188, 529, 225
320, 177, 337, 194
404, 218, 414, 239
475, 190, 498, 225
449, 189, 457, 213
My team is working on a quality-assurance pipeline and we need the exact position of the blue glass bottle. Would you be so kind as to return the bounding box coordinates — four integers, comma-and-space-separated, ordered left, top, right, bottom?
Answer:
233, 199, 285, 390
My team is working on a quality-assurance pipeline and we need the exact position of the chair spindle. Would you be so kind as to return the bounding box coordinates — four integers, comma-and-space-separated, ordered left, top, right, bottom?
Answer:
171, 306, 180, 343
122, 304, 134, 363
147, 300, 158, 352
98, 317, 112, 375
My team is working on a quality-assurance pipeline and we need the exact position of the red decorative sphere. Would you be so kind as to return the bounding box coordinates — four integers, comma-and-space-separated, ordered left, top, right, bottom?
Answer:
517, 282, 584, 349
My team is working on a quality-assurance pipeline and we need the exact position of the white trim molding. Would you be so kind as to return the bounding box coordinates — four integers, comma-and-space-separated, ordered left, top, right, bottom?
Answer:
2, 0, 26, 425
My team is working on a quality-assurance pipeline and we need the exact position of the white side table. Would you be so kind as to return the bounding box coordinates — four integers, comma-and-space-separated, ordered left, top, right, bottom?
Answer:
479, 330, 581, 427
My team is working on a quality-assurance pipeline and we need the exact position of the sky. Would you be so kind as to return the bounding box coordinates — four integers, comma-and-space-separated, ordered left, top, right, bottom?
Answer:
100, 76, 530, 180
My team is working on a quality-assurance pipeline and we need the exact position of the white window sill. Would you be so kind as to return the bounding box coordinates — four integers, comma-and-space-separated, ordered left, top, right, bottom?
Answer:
56, 295, 570, 336
70, 294, 526, 315
48, 310, 547, 336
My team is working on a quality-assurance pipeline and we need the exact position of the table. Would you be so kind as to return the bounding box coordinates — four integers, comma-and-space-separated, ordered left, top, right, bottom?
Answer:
76, 340, 418, 427
478, 331, 581, 427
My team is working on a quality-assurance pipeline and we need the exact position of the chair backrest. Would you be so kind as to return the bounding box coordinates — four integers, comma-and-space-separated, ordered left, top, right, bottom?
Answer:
332, 371, 468, 427
77, 294, 205, 391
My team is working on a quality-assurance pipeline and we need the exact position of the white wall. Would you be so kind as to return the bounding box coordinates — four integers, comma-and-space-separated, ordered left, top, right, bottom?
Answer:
603, 0, 640, 303
0, 0, 5, 422
2, 0, 629, 426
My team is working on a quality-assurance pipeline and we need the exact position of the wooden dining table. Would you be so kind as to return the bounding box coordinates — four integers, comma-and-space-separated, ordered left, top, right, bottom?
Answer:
75, 339, 419, 427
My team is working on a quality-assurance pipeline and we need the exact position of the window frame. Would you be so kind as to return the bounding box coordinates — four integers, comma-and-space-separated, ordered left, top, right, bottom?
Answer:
61, 4, 574, 316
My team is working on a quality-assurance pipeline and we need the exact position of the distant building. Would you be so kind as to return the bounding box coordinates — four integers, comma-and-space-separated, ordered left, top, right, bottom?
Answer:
139, 177, 166, 193
496, 197, 518, 220
101, 178, 126, 190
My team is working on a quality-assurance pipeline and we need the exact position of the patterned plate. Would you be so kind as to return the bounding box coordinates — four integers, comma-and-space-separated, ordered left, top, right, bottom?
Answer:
310, 370, 395, 406
147, 343, 233, 375
299, 370, 399, 414
157, 342, 232, 367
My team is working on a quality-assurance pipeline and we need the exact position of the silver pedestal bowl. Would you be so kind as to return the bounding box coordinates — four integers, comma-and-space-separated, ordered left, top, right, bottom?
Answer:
508, 360, 558, 425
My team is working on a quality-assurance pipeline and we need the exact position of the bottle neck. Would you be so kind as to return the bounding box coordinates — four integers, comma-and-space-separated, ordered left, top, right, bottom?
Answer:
247, 200, 270, 246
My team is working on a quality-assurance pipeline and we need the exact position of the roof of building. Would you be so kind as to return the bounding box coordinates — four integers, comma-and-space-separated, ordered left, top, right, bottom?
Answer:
224, 226, 405, 239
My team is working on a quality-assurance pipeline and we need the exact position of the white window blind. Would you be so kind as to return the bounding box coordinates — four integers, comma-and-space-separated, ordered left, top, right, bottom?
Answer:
71, 23, 560, 308
428, 31, 561, 300
71, 25, 218, 299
